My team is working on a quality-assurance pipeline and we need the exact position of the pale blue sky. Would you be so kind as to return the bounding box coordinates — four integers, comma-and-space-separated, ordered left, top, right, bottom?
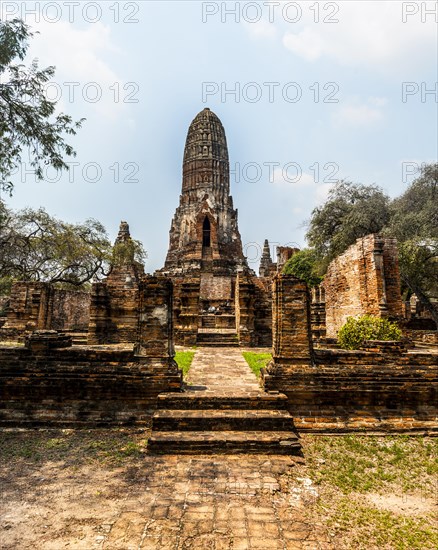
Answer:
4, 0, 437, 271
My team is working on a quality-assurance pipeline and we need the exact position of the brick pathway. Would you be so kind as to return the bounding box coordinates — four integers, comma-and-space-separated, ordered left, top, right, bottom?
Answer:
103, 454, 332, 550
185, 347, 261, 394
140, 348, 332, 548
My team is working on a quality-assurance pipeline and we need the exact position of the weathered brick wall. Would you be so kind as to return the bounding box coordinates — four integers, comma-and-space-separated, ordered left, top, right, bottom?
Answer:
172, 277, 200, 346
263, 273, 437, 433
324, 234, 404, 338
199, 274, 232, 300
275, 350, 437, 433
87, 264, 142, 345
253, 278, 273, 347
235, 273, 255, 346
0, 345, 181, 426
3, 282, 51, 332
235, 274, 273, 347
0, 280, 181, 426
270, 274, 313, 362
49, 290, 90, 331
310, 285, 326, 345
135, 276, 175, 358
276, 246, 299, 272
2, 283, 90, 337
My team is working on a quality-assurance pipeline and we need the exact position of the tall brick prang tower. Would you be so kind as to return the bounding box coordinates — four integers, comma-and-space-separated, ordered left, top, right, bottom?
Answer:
161, 108, 248, 276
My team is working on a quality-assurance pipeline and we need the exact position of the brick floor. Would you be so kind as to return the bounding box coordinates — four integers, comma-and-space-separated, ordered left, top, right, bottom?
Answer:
185, 347, 261, 394
138, 348, 330, 547
102, 454, 332, 549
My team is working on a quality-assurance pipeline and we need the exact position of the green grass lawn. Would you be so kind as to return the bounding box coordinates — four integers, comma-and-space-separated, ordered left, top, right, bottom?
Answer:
242, 351, 272, 378
174, 349, 196, 378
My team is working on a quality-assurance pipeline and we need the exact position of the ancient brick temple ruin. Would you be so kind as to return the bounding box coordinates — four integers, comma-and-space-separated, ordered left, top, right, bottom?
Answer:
158, 108, 272, 346
0, 107, 436, 434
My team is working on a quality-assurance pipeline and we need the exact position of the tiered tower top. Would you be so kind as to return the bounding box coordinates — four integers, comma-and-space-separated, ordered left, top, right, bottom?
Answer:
161, 108, 247, 276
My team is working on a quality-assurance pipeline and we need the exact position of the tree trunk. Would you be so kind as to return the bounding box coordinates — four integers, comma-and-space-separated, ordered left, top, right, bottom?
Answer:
403, 275, 438, 327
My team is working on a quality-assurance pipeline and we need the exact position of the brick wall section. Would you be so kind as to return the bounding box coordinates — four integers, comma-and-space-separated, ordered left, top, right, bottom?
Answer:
263, 273, 437, 433
235, 274, 273, 347
324, 234, 404, 338
135, 276, 175, 359
277, 350, 437, 433
270, 274, 313, 362
172, 277, 200, 346
0, 279, 182, 426
235, 273, 255, 346
310, 285, 326, 344
3, 282, 51, 332
199, 274, 232, 300
49, 290, 90, 331
2, 283, 90, 337
87, 264, 143, 345
253, 278, 273, 347
0, 345, 181, 426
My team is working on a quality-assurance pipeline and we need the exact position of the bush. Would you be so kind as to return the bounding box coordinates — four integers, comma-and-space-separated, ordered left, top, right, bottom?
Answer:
338, 315, 402, 350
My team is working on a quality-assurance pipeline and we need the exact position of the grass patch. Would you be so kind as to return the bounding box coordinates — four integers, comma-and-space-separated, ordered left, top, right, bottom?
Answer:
242, 351, 272, 378
294, 435, 438, 549
174, 350, 196, 378
304, 434, 437, 495
0, 429, 147, 466
323, 496, 437, 549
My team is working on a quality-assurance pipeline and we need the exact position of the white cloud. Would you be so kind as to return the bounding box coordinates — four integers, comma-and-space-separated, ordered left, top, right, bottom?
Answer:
369, 97, 388, 108
255, 1, 437, 71
244, 19, 277, 39
332, 96, 387, 128
282, 27, 325, 62
315, 182, 335, 205
333, 104, 383, 127
28, 20, 123, 120
271, 167, 315, 187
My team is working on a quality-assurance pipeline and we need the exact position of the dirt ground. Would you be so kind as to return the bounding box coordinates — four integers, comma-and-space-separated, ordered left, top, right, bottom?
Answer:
0, 430, 436, 550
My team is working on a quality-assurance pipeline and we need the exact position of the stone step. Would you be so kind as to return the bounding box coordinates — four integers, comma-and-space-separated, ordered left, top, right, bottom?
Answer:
197, 333, 238, 341
197, 332, 240, 347
152, 409, 295, 431
197, 341, 240, 348
201, 317, 216, 328
148, 430, 301, 455
156, 392, 289, 410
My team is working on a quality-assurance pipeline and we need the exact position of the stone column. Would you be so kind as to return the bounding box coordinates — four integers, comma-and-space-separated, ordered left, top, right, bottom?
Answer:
373, 236, 388, 314
263, 274, 313, 391
134, 276, 182, 392
235, 272, 255, 346
135, 276, 175, 358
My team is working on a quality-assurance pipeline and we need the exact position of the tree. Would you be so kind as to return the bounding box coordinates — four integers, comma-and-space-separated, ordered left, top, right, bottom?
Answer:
306, 180, 390, 269
0, 200, 112, 288
305, 165, 438, 325
0, 18, 84, 195
0, 201, 147, 291
282, 248, 323, 287
386, 163, 438, 324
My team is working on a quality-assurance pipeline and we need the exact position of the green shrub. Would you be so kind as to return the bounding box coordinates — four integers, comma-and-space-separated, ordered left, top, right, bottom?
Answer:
338, 315, 402, 350
174, 350, 195, 378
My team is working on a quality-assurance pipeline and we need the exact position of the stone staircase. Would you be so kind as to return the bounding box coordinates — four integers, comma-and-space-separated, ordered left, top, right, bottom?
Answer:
58, 330, 88, 346
201, 315, 216, 329
197, 329, 239, 347
148, 391, 301, 455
